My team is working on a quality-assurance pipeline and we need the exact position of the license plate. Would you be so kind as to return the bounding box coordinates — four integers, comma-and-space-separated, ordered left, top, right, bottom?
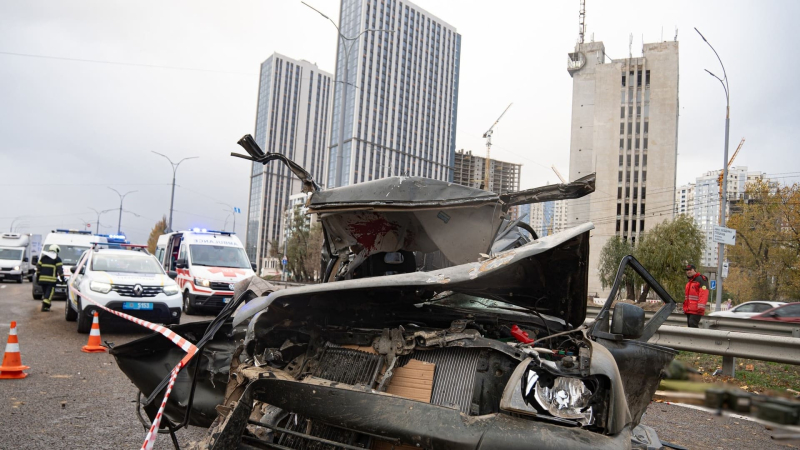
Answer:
122, 302, 153, 310
55, 287, 66, 293
222, 297, 231, 304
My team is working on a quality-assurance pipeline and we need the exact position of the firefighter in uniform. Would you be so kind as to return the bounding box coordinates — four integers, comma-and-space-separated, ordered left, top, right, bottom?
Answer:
683, 263, 709, 328
37, 244, 64, 312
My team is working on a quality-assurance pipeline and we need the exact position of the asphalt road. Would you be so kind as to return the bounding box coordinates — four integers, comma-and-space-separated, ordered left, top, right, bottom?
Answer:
0, 279, 797, 450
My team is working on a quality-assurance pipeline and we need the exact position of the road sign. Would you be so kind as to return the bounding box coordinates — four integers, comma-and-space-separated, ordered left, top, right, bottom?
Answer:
282, 257, 288, 266
713, 225, 737, 245
233, 207, 241, 214
710, 280, 716, 290
722, 261, 729, 278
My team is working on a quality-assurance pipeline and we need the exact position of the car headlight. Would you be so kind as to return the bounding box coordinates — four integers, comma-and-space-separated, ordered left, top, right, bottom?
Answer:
194, 277, 210, 287
90, 281, 112, 294
163, 285, 179, 295
13, 266, 20, 271
523, 371, 594, 426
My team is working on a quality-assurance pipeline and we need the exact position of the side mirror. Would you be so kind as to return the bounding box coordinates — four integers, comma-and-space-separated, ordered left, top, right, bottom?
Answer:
31, 255, 39, 265
167, 271, 178, 280
176, 258, 187, 269
78, 266, 86, 275
22, 257, 28, 263
611, 303, 645, 339
250, 262, 257, 271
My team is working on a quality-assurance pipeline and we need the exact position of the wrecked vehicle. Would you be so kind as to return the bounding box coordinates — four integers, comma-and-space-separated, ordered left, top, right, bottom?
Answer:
111, 135, 678, 449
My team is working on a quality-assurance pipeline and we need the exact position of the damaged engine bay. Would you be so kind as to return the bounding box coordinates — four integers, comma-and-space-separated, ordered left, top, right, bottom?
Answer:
111, 136, 679, 449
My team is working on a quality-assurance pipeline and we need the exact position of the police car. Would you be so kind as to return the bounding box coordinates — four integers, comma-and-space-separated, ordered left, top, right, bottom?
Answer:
66, 245, 182, 333
154, 229, 255, 315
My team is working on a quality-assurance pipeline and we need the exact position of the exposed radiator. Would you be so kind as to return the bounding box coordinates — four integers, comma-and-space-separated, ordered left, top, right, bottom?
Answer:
400, 347, 481, 415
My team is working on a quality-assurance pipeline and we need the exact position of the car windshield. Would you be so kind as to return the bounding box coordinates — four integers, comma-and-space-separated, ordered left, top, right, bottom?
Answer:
58, 245, 90, 265
92, 253, 164, 274
189, 245, 250, 268
0, 248, 23, 261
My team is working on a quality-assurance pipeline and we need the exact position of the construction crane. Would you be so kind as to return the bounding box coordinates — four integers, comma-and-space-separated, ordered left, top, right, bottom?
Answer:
551, 165, 567, 184
482, 103, 513, 190
718, 137, 745, 221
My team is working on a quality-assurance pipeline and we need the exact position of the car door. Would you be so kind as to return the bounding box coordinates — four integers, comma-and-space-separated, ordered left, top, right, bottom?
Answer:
729, 303, 756, 317
69, 251, 89, 304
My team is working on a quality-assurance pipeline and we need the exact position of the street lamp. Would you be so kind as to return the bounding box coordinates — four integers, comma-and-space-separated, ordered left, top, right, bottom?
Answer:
9, 216, 26, 232
152, 151, 198, 232
218, 202, 240, 234
302, 1, 394, 188
108, 187, 137, 235
696, 27, 730, 313
88, 207, 115, 232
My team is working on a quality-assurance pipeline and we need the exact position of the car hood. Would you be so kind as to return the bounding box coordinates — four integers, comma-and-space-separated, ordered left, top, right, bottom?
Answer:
190, 266, 254, 282
235, 222, 592, 328
92, 272, 175, 286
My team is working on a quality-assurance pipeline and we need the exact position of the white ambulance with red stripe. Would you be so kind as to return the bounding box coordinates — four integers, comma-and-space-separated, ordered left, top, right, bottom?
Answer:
155, 229, 255, 315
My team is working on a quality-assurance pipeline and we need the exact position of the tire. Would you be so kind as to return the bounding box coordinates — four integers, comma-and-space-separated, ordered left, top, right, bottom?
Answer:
183, 291, 196, 316
16, 275, 23, 284
65, 296, 78, 322
76, 299, 91, 333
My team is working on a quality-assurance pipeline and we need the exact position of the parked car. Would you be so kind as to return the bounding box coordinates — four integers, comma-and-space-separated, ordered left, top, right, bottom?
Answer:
66, 245, 182, 333
110, 138, 680, 450
709, 300, 786, 318
752, 302, 800, 323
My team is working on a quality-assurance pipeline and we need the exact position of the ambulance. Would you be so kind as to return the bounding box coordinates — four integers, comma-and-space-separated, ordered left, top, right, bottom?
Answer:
155, 229, 255, 315
32, 230, 106, 300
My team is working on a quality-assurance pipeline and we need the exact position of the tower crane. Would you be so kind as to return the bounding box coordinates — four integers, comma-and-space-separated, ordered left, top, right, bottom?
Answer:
551, 165, 567, 184
718, 137, 745, 222
482, 103, 512, 190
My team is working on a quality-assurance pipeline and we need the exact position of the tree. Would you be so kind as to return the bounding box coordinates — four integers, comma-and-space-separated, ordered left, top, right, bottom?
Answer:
598, 236, 636, 300
284, 207, 325, 282
726, 180, 800, 301
597, 215, 703, 303
635, 214, 704, 302
147, 215, 168, 254
303, 222, 324, 282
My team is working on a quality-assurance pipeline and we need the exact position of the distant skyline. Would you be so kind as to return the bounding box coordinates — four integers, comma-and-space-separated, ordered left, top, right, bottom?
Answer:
2, 0, 799, 244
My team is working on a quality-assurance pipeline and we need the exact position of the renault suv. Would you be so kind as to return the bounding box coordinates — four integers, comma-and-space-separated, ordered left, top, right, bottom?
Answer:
66, 246, 182, 333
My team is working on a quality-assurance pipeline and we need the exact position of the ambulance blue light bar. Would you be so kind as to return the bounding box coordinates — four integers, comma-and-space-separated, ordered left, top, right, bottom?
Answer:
190, 228, 234, 235
53, 229, 93, 235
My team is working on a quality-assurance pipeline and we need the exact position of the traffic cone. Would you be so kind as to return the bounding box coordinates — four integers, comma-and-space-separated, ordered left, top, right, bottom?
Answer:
0, 321, 30, 379
81, 312, 107, 353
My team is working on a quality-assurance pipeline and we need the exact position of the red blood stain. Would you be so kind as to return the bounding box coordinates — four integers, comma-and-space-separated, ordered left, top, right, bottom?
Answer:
346, 215, 399, 251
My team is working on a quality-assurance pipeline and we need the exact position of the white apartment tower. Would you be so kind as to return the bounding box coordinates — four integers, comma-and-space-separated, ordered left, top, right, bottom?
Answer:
245, 53, 333, 270
675, 183, 695, 217
566, 40, 680, 296
326, 0, 461, 187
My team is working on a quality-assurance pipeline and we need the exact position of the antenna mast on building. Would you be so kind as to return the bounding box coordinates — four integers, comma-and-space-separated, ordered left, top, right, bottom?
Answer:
577, 0, 586, 46
482, 103, 513, 191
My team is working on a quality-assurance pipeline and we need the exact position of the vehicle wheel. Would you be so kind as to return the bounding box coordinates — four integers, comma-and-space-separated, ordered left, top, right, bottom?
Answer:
76, 299, 91, 333
183, 291, 196, 316
32, 282, 42, 300
65, 296, 78, 322
16, 275, 23, 283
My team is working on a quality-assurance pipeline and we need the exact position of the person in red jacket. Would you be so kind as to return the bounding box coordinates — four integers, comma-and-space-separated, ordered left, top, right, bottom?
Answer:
684, 264, 709, 328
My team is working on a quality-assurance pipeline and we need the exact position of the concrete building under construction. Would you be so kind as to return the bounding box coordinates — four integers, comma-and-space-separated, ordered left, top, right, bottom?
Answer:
453, 149, 521, 195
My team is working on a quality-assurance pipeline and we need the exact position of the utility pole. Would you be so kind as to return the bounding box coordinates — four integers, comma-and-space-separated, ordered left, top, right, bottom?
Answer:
302, 1, 393, 187
696, 28, 731, 313
108, 187, 136, 235
152, 151, 198, 232
219, 203, 239, 234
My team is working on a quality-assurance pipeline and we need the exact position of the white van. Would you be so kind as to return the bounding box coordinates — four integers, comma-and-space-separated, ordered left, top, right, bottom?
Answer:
32, 230, 107, 300
155, 229, 255, 315
0, 233, 34, 283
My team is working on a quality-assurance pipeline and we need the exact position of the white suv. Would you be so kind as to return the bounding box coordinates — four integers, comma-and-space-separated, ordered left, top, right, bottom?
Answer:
66, 246, 182, 333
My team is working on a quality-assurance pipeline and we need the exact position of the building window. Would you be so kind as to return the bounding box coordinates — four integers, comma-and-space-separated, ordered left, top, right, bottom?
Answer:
622, 75, 626, 87
640, 220, 645, 231
618, 171, 623, 182
620, 123, 625, 135
641, 188, 646, 199
641, 203, 645, 214
636, 122, 640, 134
617, 203, 621, 215
621, 106, 625, 118
644, 122, 649, 133
645, 70, 650, 86
620, 139, 624, 149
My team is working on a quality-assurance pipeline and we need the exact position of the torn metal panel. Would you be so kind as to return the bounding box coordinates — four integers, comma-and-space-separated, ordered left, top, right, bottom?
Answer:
501, 173, 597, 206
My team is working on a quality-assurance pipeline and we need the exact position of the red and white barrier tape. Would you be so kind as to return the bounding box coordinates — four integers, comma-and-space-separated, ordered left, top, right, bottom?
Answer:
66, 258, 198, 450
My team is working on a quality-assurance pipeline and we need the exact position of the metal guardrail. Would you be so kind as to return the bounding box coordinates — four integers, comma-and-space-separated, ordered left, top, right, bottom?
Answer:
647, 325, 800, 366
586, 305, 800, 337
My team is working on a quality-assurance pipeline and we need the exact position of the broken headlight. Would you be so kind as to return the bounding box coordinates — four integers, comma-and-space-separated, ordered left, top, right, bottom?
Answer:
522, 368, 594, 426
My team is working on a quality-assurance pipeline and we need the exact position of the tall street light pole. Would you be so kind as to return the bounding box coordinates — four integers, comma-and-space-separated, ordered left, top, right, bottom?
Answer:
89, 207, 115, 233
152, 151, 198, 232
302, 1, 394, 188
219, 203, 238, 234
108, 187, 137, 235
696, 28, 730, 313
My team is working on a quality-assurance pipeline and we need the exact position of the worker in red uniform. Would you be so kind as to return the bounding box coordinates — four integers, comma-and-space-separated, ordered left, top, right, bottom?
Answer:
684, 264, 709, 328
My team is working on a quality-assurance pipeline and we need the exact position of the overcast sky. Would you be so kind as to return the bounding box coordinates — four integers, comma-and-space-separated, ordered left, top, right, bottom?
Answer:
2, 0, 799, 244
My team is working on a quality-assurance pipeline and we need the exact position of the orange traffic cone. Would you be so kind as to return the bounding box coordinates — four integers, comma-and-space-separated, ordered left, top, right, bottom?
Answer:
0, 321, 30, 379
81, 312, 107, 353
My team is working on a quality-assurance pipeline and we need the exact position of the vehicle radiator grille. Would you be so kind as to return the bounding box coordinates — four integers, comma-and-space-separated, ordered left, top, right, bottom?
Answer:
402, 347, 482, 415
110, 284, 162, 298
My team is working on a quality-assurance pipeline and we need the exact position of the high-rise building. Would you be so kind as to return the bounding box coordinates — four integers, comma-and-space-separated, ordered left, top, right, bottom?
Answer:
566, 40, 679, 296
326, 0, 461, 188
452, 150, 521, 194
675, 183, 695, 217
245, 53, 333, 271
692, 166, 773, 267
527, 199, 569, 238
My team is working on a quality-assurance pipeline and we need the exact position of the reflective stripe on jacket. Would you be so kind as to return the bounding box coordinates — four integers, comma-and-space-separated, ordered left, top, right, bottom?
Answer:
684, 273, 709, 315
37, 254, 63, 283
